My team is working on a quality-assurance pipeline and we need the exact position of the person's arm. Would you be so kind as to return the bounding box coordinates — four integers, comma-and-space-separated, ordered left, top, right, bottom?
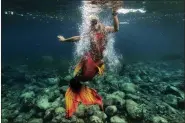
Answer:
57, 35, 80, 42
105, 9, 119, 33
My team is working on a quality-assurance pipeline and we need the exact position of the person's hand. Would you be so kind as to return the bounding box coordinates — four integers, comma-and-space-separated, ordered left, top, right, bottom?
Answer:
112, 1, 123, 12
57, 35, 66, 42
112, 7, 119, 13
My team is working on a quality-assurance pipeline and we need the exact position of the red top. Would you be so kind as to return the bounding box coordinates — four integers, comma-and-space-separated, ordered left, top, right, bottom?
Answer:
94, 32, 105, 54
80, 33, 106, 80
95, 33, 104, 41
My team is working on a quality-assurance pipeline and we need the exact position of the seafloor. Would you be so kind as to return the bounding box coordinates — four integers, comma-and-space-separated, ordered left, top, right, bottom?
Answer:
1, 58, 185, 123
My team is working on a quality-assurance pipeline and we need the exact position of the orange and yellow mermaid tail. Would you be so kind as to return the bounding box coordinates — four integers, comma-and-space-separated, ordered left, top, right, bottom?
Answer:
65, 87, 80, 118
65, 57, 104, 118
65, 85, 103, 118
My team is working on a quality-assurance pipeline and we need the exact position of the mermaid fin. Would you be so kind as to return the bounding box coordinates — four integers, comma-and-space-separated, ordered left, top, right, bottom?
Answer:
65, 85, 103, 118
97, 64, 105, 75
73, 63, 82, 76
65, 87, 80, 118
79, 86, 103, 110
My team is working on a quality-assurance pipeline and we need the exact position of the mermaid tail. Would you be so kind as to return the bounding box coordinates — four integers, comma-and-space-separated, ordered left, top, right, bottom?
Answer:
73, 62, 82, 76
65, 80, 103, 118
65, 53, 104, 118
65, 87, 80, 118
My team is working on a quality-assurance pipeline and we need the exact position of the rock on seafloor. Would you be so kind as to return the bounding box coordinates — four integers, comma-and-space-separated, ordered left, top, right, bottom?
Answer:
75, 104, 86, 118
110, 116, 127, 123
93, 110, 107, 121
55, 107, 65, 115
121, 83, 137, 93
28, 118, 43, 123
163, 94, 178, 108
165, 85, 184, 99
105, 105, 117, 116
125, 93, 140, 101
46, 77, 60, 85
89, 115, 103, 123
64, 75, 72, 81
152, 116, 168, 123
125, 99, 142, 119
36, 96, 51, 110
104, 92, 125, 108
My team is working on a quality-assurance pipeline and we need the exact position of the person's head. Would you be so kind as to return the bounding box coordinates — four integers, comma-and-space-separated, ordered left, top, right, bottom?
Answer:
89, 15, 101, 31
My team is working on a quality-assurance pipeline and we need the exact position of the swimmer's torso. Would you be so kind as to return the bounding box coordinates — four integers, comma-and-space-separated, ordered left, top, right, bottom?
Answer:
89, 30, 107, 61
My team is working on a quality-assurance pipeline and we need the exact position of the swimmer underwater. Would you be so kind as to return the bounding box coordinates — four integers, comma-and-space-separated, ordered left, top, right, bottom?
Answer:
57, 5, 120, 118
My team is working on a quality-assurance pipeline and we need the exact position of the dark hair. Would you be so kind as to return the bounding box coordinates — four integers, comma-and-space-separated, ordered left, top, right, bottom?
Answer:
91, 19, 98, 25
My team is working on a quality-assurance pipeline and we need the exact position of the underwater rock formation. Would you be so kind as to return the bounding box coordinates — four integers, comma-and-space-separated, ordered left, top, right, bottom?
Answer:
105, 105, 117, 116
36, 96, 51, 110
1, 60, 184, 123
89, 115, 103, 123
121, 83, 137, 93
110, 116, 127, 123
125, 99, 142, 119
152, 116, 168, 123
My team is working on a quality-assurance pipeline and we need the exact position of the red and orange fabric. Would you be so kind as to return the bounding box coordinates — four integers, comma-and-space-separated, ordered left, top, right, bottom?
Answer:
65, 86, 103, 118
65, 53, 104, 118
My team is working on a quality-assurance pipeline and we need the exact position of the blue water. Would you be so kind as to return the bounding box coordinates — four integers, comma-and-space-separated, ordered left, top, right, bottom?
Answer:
2, 1, 184, 66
